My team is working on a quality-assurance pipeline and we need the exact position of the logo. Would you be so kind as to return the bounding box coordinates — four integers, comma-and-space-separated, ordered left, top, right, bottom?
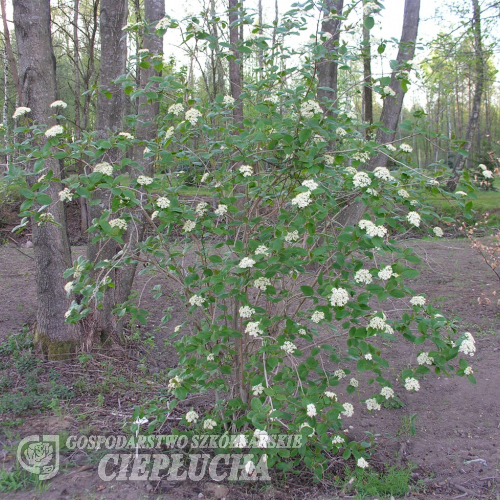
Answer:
17, 435, 60, 480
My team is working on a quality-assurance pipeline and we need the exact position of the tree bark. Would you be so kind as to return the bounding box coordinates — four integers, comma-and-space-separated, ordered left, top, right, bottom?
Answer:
447, 0, 484, 191
13, 0, 77, 359
362, 19, 373, 137
86, 0, 128, 339
229, 0, 243, 125
1, 0, 22, 104
317, 0, 344, 110
336, 0, 420, 227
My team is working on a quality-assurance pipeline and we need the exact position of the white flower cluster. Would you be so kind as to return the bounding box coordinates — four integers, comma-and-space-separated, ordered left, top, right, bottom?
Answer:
306, 404, 317, 417
383, 86, 396, 97
195, 202, 208, 216
168, 103, 184, 116
185, 108, 202, 126
325, 391, 337, 399
214, 204, 227, 216
345, 166, 357, 175
252, 383, 265, 396
233, 435, 247, 448
355, 269, 373, 285
380, 387, 394, 399
407, 211, 421, 227
38, 213, 55, 226
386, 144, 397, 152
366, 188, 378, 196
183, 220, 196, 232
185, 410, 199, 423
164, 126, 174, 139
239, 257, 255, 269
45, 125, 64, 137
298, 328, 307, 336
357, 458, 369, 469
330, 287, 349, 307
239, 165, 253, 177
167, 375, 182, 389
311, 310, 325, 323
410, 295, 426, 306
58, 188, 73, 202
109, 218, 127, 230
464, 366, 473, 375
365, 398, 381, 411
156, 197, 170, 209
332, 435, 344, 445
203, 419, 217, 430
12, 106, 31, 119
350, 378, 359, 388
342, 402, 354, 417
189, 295, 205, 307
400, 143, 413, 153
119, 132, 134, 140
374, 166, 395, 181
324, 155, 335, 166
404, 377, 420, 391
368, 315, 393, 334
255, 245, 269, 256
156, 17, 170, 30
239, 306, 255, 318
291, 190, 312, 208
334, 368, 346, 380
459, 332, 476, 356
483, 170, 493, 179
137, 175, 153, 186
300, 100, 322, 118
417, 352, 433, 365
336, 127, 347, 137
254, 277, 271, 290
245, 321, 263, 337
352, 151, 370, 163
302, 179, 319, 190
378, 265, 395, 280
364, 353, 372, 360
285, 230, 300, 242
353, 172, 371, 188
64, 281, 74, 293
433, 227, 444, 237
398, 188, 409, 198
364, 2, 380, 15
223, 95, 235, 105
50, 100, 67, 109
281, 341, 297, 354
358, 219, 387, 237
312, 134, 324, 144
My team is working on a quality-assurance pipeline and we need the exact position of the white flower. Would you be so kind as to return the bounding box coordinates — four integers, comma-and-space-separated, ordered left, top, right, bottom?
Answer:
400, 143, 413, 153
223, 95, 235, 105
373, 166, 394, 181
189, 295, 205, 307
50, 100, 67, 109
151, 210, 158, 220
58, 188, 73, 202
300, 100, 322, 118
285, 230, 300, 242
12, 106, 31, 119
207, 353, 215, 361
383, 86, 396, 97
185, 410, 199, 423
410, 199, 418, 205
428, 179, 440, 186
378, 265, 394, 281
386, 144, 397, 152
325, 391, 337, 399
365, 398, 381, 411
200, 173, 209, 183
311, 310, 325, 323
404, 377, 420, 391
478, 163, 487, 171
410, 295, 426, 307
183, 220, 196, 232
464, 366, 473, 375
164, 126, 175, 140
45, 125, 64, 137
417, 352, 433, 365
483, 170, 493, 179
239, 164, 253, 177
336, 127, 347, 137
330, 287, 349, 307
291, 190, 312, 208
407, 211, 421, 227
195, 202, 208, 216
334, 368, 346, 380
109, 218, 127, 230
398, 188, 409, 198
281, 341, 297, 354
353, 172, 371, 188
245, 321, 263, 337
358, 219, 387, 238
156, 17, 170, 30
366, 188, 379, 196
298, 328, 307, 336
252, 384, 265, 396
341, 402, 354, 417
357, 457, 369, 469
239, 306, 255, 318
156, 197, 170, 209
369, 316, 387, 331
312, 134, 325, 144
203, 419, 217, 430
346, 110, 357, 120
137, 175, 153, 186
455, 191, 467, 196
459, 332, 476, 356
233, 435, 247, 448
352, 151, 370, 163
167, 375, 182, 389
306, 404, 317, 417
239, 257, 255, 269
185, 108, 202, 126
380, 387, 394, 399
174, 325, 182, 333
168, 103, 184, 116
254, 429, 270, 448
255, 245, 269, 256
94, 162, 113, 175
324, 154, 335, 166
355, 269, 372, 285
302, 179, 319, 190
254, 277, 271, 290
264, 95, 279, 104
64, 281, 74, 293
119, 132, 134, 140
214, 204, 227, 216
350, 378, 359, 388
332, 435, 344, 445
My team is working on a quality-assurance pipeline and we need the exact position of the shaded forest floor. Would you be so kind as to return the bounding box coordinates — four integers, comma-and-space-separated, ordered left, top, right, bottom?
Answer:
0, 236, 500, 499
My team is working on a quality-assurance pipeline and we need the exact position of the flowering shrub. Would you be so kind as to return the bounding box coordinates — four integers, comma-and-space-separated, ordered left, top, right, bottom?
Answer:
7, 5, 478, 477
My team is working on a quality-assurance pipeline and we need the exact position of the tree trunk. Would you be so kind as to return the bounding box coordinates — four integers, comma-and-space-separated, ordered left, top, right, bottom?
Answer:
447, 0, 484, 191
317, 0, 344, 110
229, 0, 243, 125
362, 19, 373, 138
114, 0, 164, 336
1, 0, 22, 104
336, 0, 420, 227
86, 0, 128, 339
13, 0, 77, 359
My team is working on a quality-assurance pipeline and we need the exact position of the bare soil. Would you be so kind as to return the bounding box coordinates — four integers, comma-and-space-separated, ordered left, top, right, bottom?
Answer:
0, 238, 499, 499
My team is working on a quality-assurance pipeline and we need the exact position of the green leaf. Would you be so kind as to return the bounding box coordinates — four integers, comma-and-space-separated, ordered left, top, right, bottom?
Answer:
300, 285, 315, 296
36, 194, 53, 205
208, 255, 222, 263
364, 16, 375, 30
299, 128, 312, 144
